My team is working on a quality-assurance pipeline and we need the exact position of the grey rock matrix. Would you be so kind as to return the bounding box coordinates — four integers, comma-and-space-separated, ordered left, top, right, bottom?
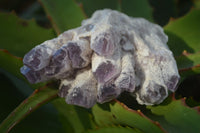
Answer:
21, 9, 180, 108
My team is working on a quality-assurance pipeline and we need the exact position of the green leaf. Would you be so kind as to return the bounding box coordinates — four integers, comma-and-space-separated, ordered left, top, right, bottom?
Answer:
39, 0, 86, 34
120, 0, 153, 21
77, 0, 153, 21
85, 126, 142, 133
0, 86, 58, 133
0, 12, 55, 57
165, 9, 200, 56
0, 74, 64, 133
0, 49, 23, 79
0, 74, 26, 123
147, 97, 200, 133
11, 104, 65, 133
193, 0, 200, 9
164, 9, 200, 78
185, 97, 200, 107
148, 0, 177, 26
176, 52, 200, 78
92, 100, 165, 133
0, 69, 33, 97
52, 98, 96, 133
76, 0, 121, 17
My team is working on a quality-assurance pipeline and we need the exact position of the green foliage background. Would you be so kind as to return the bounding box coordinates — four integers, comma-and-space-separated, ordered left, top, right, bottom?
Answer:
0, 0, 200, 133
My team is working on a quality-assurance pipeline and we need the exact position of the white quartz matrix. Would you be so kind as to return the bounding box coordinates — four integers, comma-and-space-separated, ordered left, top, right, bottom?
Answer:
21, 9, 180, 108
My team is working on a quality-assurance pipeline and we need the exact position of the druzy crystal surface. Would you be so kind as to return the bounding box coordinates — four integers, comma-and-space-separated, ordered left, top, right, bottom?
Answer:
21, 9, 180, 108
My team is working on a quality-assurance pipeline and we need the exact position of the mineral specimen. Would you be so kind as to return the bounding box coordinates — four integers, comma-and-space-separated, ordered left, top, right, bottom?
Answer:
21, 9, 180, 108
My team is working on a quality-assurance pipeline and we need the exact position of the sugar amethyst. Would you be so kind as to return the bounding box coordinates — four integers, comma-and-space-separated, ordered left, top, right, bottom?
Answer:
21, 9, 180, 108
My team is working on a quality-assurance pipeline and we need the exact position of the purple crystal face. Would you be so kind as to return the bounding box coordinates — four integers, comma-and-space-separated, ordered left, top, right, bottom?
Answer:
97, 83, 119, 103
20, 66, 45, 84
44, 64, 61, 77
166, 75, 180, 92
23, 45, 53, 71
58, 84, 70, 98
138, 81, 168, 104
23, 48, 41, 70
52, 48, 68, 65
66, 42, 84, 68
93, 61, 117, 83
91, 32, 115, 56
117, 74, 135, 92
44, 47, 70, 77
65, 87, 96, 108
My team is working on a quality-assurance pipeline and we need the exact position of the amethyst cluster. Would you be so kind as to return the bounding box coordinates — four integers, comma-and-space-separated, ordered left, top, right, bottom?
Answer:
21, 9, 180, 108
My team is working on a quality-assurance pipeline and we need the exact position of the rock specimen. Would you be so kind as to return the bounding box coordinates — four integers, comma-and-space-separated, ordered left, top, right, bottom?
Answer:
21, 9, 180, 108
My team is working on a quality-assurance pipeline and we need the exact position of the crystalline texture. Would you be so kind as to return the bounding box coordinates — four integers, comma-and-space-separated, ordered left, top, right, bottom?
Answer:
21, 9, 180, 108
60, 70, 97, 108
115, 53, 136, 93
